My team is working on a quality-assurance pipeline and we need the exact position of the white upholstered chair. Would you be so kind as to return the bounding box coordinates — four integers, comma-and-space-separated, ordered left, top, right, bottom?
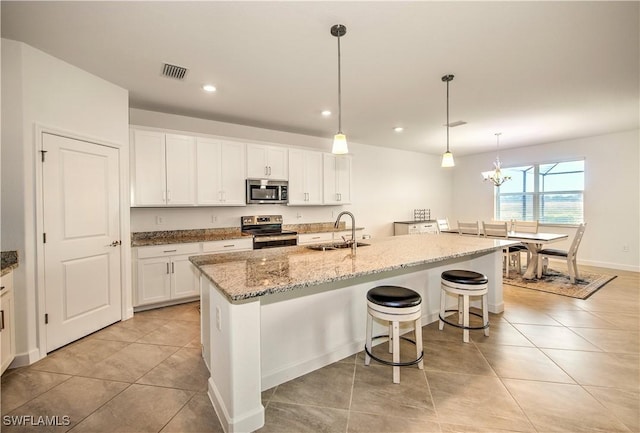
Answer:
537, 223, 587, 283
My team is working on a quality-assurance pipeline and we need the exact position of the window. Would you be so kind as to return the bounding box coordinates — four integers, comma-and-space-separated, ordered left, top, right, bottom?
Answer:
496, 160, 584, 224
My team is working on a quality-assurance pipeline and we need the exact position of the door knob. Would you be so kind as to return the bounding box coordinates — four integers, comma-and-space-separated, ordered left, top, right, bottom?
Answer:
107, 240, 122, 247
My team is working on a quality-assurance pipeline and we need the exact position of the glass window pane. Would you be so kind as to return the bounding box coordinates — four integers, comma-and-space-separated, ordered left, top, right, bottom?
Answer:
499, 166, 534, 193
497, 194, 534, 221
539, 193, 584, 224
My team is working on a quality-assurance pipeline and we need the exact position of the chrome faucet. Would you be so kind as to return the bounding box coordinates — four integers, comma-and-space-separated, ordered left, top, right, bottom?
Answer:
334, 211, 357, 254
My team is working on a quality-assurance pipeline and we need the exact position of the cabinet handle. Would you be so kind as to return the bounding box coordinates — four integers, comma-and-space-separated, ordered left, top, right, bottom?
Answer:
166, 263, 170, 274
162, 190, 166, 201
1, 310, 5, 331
264, 166, 268, 175
163, 249, 177, 253
171, 262, 175, 273
0, 286, 5, 292
268, 166, 272, 176
223, 244, 235, 248
167, 190, 172, 202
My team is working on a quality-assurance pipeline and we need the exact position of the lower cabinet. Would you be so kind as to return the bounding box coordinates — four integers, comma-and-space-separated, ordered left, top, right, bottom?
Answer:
1, 271, 16, 374
133, 238, 254, 310
134, 243, 201, 309
297, 232, 334, 245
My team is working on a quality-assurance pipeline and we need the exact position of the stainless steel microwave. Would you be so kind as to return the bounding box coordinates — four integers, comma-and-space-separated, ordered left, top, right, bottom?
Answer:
246, 179, 289, 204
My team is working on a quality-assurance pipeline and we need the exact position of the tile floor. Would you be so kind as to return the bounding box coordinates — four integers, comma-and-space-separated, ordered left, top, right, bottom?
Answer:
1, 265, 638, 432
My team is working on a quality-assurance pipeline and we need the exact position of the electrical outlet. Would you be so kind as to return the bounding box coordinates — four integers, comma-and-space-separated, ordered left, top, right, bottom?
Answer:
297, 212, 302, 219
215, 306, 222, 331
622, 244, 629, 253
211, 215, 218, 223
156, 216, 164, 225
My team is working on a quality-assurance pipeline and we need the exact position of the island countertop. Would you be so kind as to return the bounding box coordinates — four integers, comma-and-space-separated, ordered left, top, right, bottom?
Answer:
190, 233, 515, 302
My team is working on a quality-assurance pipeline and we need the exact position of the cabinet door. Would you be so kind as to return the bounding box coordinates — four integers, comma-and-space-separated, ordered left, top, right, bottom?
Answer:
131, 129, 166, 206
246, 143, 269, 178
219, 140, 246, 205
170, 255, 200, 299
196, 137, 223, 205
165, 134, 197, 206
247, 144, 288, 179
0, 275, 15, 374
266, 146, 288, 180
323, 153, 351, 204
287, 149, 306, 204
136, 257, 171, 306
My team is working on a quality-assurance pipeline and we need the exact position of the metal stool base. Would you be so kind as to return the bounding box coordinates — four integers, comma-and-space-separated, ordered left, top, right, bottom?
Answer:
364, 334, 424, 367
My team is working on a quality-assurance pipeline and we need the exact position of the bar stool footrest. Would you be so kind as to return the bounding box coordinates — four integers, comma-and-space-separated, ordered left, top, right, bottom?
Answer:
364, 334, 424, 367
439, 309, 490, 331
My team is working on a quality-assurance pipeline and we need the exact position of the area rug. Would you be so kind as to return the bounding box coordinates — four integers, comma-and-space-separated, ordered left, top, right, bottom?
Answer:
504, 267, 617, 299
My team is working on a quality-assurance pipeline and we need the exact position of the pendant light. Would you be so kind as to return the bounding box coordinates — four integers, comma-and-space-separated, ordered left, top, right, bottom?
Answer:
331, 24, 348, 155
482, 132, 512, 186
441, 74, 455, 167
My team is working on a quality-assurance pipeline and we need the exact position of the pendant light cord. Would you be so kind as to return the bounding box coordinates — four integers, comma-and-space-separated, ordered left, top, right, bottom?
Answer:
337, 32, 342, 134
446, 78, 450, 152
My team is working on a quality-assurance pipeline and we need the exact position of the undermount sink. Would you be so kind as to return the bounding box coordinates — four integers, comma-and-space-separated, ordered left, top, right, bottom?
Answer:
306, 242, 370, 251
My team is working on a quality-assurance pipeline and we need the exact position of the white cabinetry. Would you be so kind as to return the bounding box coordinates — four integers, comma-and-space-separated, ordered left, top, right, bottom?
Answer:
394, 221, 438, 235
196, 138, 246, 206
1, 271, 16, 374
134, 243, 201, 308
288, 149, 323, 205
247, 144, 288, 180
297, 232, 334, 245
323, 154, 352, 204
201, 238, 253, 253
130, 129, 197, 206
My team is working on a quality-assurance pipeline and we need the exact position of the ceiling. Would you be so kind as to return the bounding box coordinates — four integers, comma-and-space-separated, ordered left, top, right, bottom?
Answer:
2, 1, 638, 156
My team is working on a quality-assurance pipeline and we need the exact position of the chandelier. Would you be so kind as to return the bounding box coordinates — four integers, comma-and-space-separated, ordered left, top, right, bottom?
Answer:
481, 133, 511, 186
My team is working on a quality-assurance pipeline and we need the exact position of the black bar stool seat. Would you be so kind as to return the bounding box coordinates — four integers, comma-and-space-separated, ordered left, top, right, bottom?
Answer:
439, 270, 490, 343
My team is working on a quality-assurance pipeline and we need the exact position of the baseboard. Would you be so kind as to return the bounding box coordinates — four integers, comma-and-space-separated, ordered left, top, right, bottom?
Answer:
9, 348, 42, 369
546, 257, 639, 273
208, 377, 264, 433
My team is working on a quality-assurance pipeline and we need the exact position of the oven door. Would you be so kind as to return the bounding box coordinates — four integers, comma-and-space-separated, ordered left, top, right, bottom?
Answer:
253, 234, 298, 249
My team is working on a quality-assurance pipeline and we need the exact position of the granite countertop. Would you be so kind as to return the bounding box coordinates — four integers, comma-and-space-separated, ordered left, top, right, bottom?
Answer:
190, 234, 515, 303
132, 228, 245, 247
131, 222, 364, 247
1, 251, 18, 276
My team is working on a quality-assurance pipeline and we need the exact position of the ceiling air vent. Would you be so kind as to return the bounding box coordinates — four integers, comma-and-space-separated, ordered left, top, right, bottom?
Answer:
447, 121, 467, 128
161, 63, 188, 80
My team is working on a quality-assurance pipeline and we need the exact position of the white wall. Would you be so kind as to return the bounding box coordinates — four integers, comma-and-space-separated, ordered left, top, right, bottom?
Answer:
1, 39, 129, 363
451, 129, 640, 271
129, 109, 453, 238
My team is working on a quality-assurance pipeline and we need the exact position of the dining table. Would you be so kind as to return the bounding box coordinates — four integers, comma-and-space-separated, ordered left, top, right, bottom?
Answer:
442, 229, 569, 279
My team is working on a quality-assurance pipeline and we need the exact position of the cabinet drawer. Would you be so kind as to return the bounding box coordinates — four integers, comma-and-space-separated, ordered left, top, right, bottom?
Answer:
137, 243, 201, 259
298, 232, 334, 245
202, 238, 253, 253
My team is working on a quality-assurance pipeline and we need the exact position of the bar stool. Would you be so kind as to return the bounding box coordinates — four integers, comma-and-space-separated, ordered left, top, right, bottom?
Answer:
365, 285, 424, 384
438, 270, 489, 343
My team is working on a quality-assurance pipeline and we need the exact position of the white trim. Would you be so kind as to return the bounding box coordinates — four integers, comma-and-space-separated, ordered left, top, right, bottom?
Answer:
33, 123, 131, 359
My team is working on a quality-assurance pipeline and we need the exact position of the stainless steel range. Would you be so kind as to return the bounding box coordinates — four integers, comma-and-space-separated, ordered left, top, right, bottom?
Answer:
241, 215, 298, 249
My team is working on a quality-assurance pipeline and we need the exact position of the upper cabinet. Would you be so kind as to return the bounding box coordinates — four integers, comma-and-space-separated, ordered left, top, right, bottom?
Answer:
288, 149, 323, 205
196, 138, 246, 206
131, 130, 197, 206
246, 143, 288, 180
323, 154, 352, 205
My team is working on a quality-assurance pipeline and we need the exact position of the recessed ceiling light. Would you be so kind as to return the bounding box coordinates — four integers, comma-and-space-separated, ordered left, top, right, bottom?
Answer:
202, 84, 217, 92
394, 127, 404, 132
321, 110, 332, 117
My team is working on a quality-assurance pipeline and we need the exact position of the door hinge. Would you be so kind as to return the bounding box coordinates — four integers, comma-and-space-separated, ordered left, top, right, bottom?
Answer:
40, 150, 48, 162
43, 233, 47, 243
45, 313, 49, 324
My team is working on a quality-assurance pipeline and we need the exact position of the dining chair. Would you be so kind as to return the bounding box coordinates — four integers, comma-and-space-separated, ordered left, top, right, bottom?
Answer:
513, 220, 539, 233
436, 218, 450, 233
537, 223, 587, 283
511, 220, 539, 264
457, 221, 480, 236
482, 222, 522, 275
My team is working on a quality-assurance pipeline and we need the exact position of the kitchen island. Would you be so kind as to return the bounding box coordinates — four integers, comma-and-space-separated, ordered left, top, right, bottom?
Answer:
190, 233, 514, 433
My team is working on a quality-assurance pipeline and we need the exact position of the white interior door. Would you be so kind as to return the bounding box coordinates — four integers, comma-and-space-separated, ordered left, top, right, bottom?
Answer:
42, 133, 122, 352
